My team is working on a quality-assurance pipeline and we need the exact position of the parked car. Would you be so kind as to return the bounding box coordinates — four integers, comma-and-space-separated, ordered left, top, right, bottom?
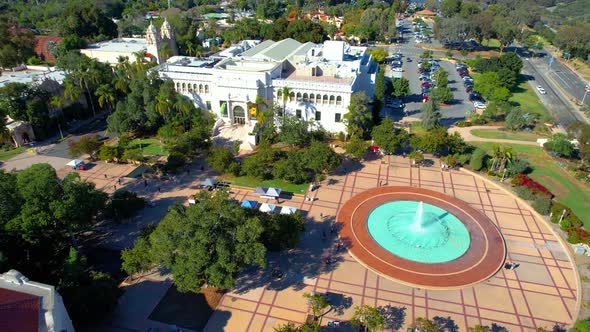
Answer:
455, 63, 466, 69
474, 101, 487, 109
465, 85, 473, 93
469, 92, 482, 101
392, 67, 403, 72
421, 81, 432, 87
389, 99, 405, 108
536, 85, 547, 94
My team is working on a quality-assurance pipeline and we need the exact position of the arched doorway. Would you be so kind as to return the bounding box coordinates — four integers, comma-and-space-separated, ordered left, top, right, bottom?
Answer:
232, 106, 246, 125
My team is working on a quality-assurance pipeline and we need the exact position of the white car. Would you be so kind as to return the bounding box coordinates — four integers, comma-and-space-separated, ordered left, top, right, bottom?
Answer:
474, 101, 487, 109
392, 67, 403, 72
536, 85, 547, 94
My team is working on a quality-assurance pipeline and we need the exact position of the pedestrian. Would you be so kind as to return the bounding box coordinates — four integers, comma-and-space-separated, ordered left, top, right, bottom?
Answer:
330, 224, 335, 234
322, 230, 327, 239
337, 241, 342, 251
118, 178, 122, 185
200, 165, 204, 171
104, 174, 107, 179
380, 180, 383, 187
157, 186, 161, 193
113, 185, 116, 191
144, 179, 148, 187
320, 212, 324, 219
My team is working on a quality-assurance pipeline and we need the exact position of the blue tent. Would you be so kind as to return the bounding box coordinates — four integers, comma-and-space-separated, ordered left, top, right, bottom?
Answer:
201, 178, 217, 187
240, 200, 258, 209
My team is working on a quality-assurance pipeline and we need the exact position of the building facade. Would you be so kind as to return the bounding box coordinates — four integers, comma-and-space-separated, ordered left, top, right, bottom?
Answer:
155, 39, 378, 133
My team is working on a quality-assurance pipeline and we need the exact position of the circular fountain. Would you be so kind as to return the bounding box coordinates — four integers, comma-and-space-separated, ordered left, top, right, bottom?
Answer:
337, 186, 506, 289
367, 201, 471, 263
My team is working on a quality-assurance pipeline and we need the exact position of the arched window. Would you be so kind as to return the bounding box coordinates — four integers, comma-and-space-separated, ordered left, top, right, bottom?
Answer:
188, 84, 192, 92
193, 84, 197, 91
205, 85, 209, 93
336, 96, 342, 105
289, 92, 295, 102
303, 93, 308, 102
322, 95, 328, 104
329, 95, 335, 105
296, 92, 302, 102
277, 90, 283, 99
316, 94, 321, 104
199, 84, 203, 93
182, 83, 186, 92
176, 82, 181, 91
310, 93, 315, 104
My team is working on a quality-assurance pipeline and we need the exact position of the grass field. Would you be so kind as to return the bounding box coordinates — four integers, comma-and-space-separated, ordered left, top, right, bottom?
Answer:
482, 38, 501, 49
509, 76, 551, 121
129, 138, 168, 156
228, 176, 309, 194
471, 142, 590, 228
470, 129, 541, 142
0, 146, 26, 161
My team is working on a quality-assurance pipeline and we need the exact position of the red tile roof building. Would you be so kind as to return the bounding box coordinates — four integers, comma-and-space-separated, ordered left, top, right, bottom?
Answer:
34, 36, 63, 63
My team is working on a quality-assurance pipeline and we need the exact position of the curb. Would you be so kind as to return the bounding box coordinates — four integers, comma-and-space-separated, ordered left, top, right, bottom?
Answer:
460, 167, 582, 326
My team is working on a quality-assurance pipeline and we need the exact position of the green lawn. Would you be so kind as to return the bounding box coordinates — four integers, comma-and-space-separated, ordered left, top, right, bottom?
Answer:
0, 146, 26, 161
128, 138, 168, 156
228, 176, 309, 194
470, 129, 541, 142
410, 122, 426, 135
509, 76, 551, 121
471, 142, 590, 228
482, 38, 501, 49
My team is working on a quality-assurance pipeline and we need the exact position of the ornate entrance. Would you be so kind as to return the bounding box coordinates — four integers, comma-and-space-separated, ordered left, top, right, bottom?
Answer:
232, 106, 246, 125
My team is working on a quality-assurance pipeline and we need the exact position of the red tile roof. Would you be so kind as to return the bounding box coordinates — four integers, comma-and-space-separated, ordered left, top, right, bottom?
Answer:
0, 288, 40, 332
34, 36, 63, 63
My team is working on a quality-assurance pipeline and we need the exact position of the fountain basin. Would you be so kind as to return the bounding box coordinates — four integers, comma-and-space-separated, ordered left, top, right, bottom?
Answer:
367, 201, 470, 263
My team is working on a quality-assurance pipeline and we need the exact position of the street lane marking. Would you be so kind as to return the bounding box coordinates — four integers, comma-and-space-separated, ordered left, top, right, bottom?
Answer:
552, 71, 574, 90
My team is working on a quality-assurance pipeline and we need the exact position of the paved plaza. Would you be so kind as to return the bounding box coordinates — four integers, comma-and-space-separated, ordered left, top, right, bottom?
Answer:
205, 155, 579, 332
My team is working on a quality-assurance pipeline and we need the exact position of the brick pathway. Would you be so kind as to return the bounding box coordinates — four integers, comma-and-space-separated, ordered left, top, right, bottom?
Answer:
205, 155, 579, 332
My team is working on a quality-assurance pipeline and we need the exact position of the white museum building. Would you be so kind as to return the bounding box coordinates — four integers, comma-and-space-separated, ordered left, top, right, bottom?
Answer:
155, 38, 378, 133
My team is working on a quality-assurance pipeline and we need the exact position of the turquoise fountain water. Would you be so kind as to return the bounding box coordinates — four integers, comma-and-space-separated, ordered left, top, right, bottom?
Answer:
366, 200, 471, 263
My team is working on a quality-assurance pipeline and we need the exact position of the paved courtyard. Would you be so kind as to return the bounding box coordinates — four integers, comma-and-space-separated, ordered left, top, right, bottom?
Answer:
205, 155, 579, 332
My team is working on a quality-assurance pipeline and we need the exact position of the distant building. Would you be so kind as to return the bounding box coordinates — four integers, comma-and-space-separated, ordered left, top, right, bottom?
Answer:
415, 9, 436, 19
80, 20, 178, 65
0, 270, 74, 332
34, 36, 63, 63
155, 39, 378, 133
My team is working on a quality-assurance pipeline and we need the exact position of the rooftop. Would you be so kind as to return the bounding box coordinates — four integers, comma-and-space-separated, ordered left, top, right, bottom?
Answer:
0, 69, 65, 87
81, 38, 147, 53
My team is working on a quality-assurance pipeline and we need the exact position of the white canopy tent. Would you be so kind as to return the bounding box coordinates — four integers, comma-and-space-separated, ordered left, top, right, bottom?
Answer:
66, 159, 83, 168
259, 203, 277, 213
280, 206, 297, 215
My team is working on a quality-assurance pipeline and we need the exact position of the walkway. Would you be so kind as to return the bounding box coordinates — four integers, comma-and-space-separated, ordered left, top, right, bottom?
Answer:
203, 155, 578, 332
448, 126, 540, 146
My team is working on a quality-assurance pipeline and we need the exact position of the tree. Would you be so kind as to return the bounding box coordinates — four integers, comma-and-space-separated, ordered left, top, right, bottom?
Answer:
286, 19, 325, 43
68, 135, 102, 159
374, 67, 386, 124
281, 86, 291, 117
344, 92, 373, 137
570, 319, 590, 332
147, 192, 266, 292
95, 84, 116, 111
505, 108, 531, 131
545, 133, 575, 158
260, 212, 305, 251
121, 235, 154, 277
0, 170, 22, 228
108, 190, 145, 221
351, 304, 386, 332
57, 1, 117, 39
303, 141, 341, 177
344, 135, 369, 160
208, 147, 239, 175
431, 87, 453, 104
391, 77, 410, 99
273, 150, 308, 184
410, 127, 449, 154
440, 0, 462, 17
279, 115, 310, 147
242, 145, 279, 179
408, 151, 424, 165
469, 325, 490, 332
469, 148, 487, 171
0, 24, 35, 68
371, 118, 408, 154
303, 292, 329, 319
420, 100, 441, 130
369, 48, 389, 63
415, 318, 438, 332
492, 16, 519, 53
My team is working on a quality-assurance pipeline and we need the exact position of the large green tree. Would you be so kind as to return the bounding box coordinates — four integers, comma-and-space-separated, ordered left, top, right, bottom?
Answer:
371, 118, 408, 154
344, 92, 373, 137
391, 77, 410, 99
139, 191, 267, 292
351, 304, 386, 332
420, 100, 441, 130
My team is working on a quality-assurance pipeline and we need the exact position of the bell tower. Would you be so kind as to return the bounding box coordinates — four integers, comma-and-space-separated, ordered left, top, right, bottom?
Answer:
146, 21, 162, 64
160, 18, 178, 61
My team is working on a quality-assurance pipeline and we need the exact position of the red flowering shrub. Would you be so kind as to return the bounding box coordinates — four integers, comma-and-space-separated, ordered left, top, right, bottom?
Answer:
566, 227, 590, 245
511, 174, 553, 198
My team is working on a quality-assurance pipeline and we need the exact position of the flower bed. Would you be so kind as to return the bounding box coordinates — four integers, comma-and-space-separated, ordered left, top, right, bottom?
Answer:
511, 174, 553, 198
566, 227, 590, 245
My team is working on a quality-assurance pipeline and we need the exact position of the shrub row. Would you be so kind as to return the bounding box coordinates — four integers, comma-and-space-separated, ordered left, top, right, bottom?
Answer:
511, 174, 553, 198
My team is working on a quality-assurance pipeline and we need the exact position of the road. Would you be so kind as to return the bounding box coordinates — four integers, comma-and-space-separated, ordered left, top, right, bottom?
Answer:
545, 56, 589, 106
517, 52, 589, 128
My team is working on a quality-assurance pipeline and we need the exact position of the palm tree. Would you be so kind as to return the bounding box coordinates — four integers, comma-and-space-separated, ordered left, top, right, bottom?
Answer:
159, 43, 171, 62
95, 84, 116, 112
174, 95, 193, 128
281, 86, 291, 117
186, 41, 194, 56
490, 144, 502, 172
132, 51, 146, 73
500, 147, 515, 171
50, 96, 65, 111
156, 92, 173, 123
63, 80, 81, 102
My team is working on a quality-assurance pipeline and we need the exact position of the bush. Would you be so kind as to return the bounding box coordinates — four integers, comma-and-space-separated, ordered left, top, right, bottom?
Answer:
98, 145, 120, 162
511, 174, 553, 198
566, 228, 590, 245
109, 190, 145, 221
469, 148, 487, 171
506, 159, 530, 176
121, 148, 144, 163
208, 147, 238, 174
165, 152, 185, 172
457, 153, 471, 165
532, 196, 552, 215
514, 186, 536, 201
